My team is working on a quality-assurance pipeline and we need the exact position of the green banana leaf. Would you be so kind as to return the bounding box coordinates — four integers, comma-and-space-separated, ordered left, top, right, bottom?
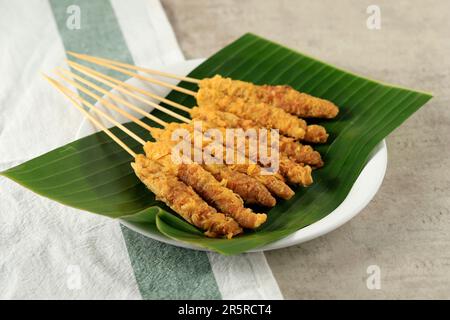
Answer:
1, 33, 432, 255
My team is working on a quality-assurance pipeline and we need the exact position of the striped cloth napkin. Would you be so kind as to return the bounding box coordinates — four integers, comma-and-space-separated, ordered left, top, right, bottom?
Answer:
0, 0, 283, 299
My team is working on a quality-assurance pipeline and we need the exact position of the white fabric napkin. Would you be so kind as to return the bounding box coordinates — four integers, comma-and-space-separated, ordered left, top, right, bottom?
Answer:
0, 0, 282, 299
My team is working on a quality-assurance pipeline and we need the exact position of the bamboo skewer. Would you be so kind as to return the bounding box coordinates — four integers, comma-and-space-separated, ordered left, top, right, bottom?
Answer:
43, 75, 137, 158
54, 69, 195, 151
66, 61, 191, 120
55, 69, 155, 132
51, 73, 146, 146
67, 51, 200, 84
56, 68, 167, 127
67, 60, 191, 113
50, 70, 210, 162
66, 52, 197, 97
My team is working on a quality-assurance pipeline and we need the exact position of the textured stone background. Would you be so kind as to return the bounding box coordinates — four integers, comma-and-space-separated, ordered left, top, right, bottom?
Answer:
161, 0, 450, 298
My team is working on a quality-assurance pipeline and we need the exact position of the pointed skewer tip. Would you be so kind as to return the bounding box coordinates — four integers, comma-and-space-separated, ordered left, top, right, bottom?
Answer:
66, 51, 81, 57
42, 73, 57, 84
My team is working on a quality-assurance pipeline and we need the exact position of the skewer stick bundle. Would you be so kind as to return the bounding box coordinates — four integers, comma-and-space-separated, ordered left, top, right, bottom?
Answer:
68, 51, 339, 120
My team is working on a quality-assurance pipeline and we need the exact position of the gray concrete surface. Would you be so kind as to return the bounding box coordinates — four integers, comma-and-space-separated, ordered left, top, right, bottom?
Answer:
161, 0, 450, 299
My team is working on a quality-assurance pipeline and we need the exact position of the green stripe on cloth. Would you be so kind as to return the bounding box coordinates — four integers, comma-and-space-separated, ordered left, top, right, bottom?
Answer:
121, 226, 221, 299
48, 0, 221, 299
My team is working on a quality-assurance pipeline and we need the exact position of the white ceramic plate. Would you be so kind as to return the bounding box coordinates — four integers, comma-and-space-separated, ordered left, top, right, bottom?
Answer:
77, 59, 388, 252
